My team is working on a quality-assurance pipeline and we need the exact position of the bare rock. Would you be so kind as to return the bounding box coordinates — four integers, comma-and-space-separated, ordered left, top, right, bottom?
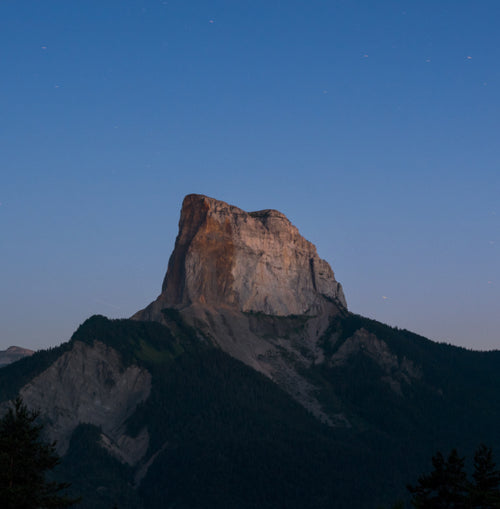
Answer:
20, 341, 151, 464
330, 328, 422, 395
134, 194, 346, 320
133, 194, 348, 425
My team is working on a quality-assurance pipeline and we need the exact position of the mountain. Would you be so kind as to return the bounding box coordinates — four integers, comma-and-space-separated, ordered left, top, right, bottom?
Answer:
135, 194, 346, 318
133, 194, 347, 421
1, 194, 499, 509
0, 345, 34, 367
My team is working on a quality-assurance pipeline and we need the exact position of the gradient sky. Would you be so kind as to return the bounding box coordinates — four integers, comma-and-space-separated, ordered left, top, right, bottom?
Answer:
1, 0, 499, 351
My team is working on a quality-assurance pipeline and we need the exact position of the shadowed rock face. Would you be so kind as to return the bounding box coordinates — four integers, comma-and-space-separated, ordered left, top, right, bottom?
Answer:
137, 194, 346, 318
20, 341, 151, 464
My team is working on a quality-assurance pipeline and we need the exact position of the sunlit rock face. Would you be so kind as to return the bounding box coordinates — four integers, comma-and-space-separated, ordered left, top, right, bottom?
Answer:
136, 194, 346, 318
133, 194, 347, 423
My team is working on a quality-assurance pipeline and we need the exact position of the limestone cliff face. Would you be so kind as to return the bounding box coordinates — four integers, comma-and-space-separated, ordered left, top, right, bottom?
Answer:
136, 194, 346, 319
329, 328, 422, 396
20, 341, 151, 465
134, 194, 347, 424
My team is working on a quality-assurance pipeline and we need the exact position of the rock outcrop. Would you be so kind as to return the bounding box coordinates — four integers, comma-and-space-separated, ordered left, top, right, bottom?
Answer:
135, 194, 346, 319
20, 341, 151, 464
329, 328, 422, 395
134, 194, 348, 423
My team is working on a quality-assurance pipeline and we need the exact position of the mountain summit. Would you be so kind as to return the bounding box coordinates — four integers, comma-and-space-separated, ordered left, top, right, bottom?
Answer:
135, 194, 346, 318
134, 194, 347, 420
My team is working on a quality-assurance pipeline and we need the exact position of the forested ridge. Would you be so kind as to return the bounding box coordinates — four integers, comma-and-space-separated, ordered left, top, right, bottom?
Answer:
1, 312, 499, 508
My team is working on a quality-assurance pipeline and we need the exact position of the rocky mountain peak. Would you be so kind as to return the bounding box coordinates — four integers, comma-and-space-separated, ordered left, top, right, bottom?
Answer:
138, 194, 346, 318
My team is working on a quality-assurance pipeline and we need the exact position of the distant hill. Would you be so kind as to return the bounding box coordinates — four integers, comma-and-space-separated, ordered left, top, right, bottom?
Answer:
1, 195, 498, 509
0, 345, 34, 368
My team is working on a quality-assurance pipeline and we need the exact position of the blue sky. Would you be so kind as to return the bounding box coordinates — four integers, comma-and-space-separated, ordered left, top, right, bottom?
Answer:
1, 0, 498, 350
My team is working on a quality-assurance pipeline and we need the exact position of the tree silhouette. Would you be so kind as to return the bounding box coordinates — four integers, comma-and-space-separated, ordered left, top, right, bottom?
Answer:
469, 444, 500, 508
0, 396, 79, 509
407, 448, 469, 508
406, 446, 500, 509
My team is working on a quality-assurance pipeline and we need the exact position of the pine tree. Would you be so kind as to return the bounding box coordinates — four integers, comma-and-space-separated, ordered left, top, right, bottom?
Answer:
407, 449, 469, 508
0, 396, 80, 509
469, 444, 500, 508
